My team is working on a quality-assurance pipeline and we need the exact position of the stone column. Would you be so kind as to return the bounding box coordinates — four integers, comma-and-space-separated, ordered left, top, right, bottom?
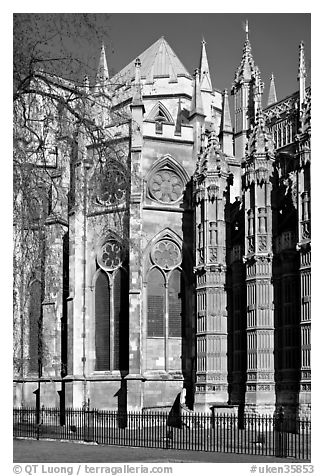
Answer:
242, 114, 276, 415
126, 59, 145, 410
296, 135, 311, 417
193, 134, 231, 412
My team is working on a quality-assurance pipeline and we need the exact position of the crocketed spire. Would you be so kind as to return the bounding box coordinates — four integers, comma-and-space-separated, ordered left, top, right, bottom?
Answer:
132, 58, 143, 106
233, 19, 256, 84
221, 89, 232, 133
199, 38, 212, 92
253, 66, 264, 116
267, 73, 277, 106
189, 68, 205, 118
96, 43, 109, 86
298, 41, 307, 108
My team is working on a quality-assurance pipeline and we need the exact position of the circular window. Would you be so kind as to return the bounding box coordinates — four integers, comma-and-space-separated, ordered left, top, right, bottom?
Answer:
149, 169, 183, 203
96, 165, 127, 206
151, 240, 181, 270
98, 240, 122, 271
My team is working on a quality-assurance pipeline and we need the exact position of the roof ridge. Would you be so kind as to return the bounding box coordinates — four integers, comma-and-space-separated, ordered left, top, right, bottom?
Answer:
163, 38, 178, 79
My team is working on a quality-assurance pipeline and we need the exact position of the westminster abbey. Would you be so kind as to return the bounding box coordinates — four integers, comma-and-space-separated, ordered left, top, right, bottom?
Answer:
13, 24, 311, 417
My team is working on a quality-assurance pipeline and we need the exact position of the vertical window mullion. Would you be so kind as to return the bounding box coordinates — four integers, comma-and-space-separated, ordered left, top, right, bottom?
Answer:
165, 277, 169, 372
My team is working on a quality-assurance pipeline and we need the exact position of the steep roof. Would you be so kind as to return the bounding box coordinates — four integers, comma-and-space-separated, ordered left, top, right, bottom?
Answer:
111, 36, 191, 84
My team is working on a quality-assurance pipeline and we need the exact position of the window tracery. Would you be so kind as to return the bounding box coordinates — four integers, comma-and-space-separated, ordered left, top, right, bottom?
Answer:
149, 169, 183, 203
151, 239, 182, 269
97, 239, 123, 271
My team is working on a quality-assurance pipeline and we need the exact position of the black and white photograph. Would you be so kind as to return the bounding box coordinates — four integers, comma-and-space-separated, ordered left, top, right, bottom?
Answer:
10, 7, 315, 473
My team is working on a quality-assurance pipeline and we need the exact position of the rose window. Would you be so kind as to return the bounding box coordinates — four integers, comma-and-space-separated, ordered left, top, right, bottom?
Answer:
96, 167, 127, 206
98, 240, 122, 270
152, 240, 181, 269
149, 169, 183, 203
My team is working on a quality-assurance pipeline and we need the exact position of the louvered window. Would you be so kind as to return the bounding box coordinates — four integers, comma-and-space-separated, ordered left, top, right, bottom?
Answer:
168, 269, 182, 337
147, 268, 165, 337
29, 280, 42, 373
147, 267, 183, 338
113, 268, 129, 370
95, 271, 110, 371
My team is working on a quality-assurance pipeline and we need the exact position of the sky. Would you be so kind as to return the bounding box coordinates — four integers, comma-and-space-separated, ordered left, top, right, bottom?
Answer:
13, 13, 310, 107
102, 13, 311, 103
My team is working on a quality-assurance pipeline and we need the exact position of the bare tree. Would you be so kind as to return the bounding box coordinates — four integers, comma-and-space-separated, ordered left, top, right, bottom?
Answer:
13, 14, 131, 381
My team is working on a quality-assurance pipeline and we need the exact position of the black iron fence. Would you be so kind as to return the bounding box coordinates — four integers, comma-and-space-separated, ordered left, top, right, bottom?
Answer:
13, 407, 311, 460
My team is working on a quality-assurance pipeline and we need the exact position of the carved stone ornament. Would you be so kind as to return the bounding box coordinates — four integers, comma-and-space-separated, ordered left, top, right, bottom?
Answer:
207, 184, 219, 201
151, 240, 182, 269
247, 236, 255, 253
98, 240, 122, 270
148, 169, 183, 203
258, 235, 267, 252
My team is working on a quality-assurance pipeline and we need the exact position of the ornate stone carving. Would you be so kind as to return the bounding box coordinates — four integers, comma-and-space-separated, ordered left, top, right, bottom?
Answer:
152, 240, 181, 269
209, 246, 218, 263
148, 169, 183, 203
207, 184, 219, 201
301, 221, 310, 240
247, 236, 255, 253
258, 235, 267, 252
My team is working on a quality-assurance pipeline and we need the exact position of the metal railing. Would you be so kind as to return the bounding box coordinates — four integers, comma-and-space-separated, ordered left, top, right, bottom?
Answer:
13, 407, 311, 460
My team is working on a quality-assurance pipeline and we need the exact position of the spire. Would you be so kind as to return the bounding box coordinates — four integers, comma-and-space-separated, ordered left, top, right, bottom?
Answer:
220, 89, 234, 156
221, 89, 232, 133
233, 19, 256, 84
253, 66, 264, 117
199, 38, 212, 91
132, 58, 144, 107
298, 41, 307, 107
189, 69, 205, 118
96, 43, 109, 85
245, 19, 249, 41
267, 73, 277, 106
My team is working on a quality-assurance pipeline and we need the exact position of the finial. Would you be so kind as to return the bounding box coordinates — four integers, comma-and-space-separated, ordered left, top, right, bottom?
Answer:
202, 36, 206, 45
245, 19, 249, 40
298, 41, 306, 79
134, 58, 141, 86
267, 73, 277, 106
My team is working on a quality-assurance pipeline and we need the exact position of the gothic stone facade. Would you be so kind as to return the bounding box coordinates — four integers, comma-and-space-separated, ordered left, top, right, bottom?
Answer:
13, 32, 311, 416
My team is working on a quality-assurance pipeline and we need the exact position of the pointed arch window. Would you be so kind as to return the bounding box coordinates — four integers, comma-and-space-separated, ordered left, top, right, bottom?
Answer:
168, 269, 182, 337
147, 268, 165, 337
155, 107, 169, 134
95, 270, 111, 371
147, 239, 183, 337
146, 155, 188, 205
147, 267, 183, 339
147, 102, 174, 134
95, 238, 129, 372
